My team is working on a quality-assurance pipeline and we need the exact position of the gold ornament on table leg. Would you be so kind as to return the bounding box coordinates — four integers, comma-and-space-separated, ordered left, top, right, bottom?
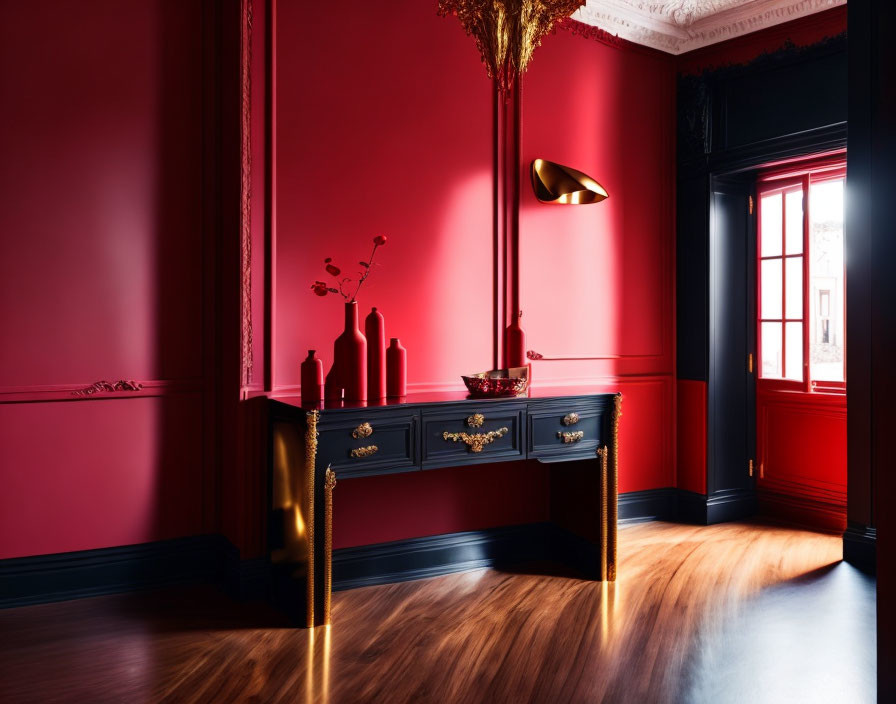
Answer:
598, 446, 608, 581
323, 467, 337, 626
437, 0, 586, 95
304, 410, 319, 628
608, 394, 622, 581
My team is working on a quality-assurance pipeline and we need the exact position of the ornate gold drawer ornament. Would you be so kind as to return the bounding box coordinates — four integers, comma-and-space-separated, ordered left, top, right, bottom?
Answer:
562, 412, 580, 426
352, 422, 373, 439
350, 445, 378, 458
558, 430, 584, 443
466, 413, 485, 428
442, 427, 509, 453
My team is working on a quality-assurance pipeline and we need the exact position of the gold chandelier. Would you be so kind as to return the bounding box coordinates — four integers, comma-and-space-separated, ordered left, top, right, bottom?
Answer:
438, 0, 585, 94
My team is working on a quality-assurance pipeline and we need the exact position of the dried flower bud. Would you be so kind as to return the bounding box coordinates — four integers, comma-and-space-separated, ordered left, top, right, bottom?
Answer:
325, 263, 341, 276
324, 257, 332, 263
373, 235, 387, 246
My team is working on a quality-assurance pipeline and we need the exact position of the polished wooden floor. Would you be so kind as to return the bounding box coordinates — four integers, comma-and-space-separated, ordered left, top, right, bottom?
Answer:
0, 521, 875, 703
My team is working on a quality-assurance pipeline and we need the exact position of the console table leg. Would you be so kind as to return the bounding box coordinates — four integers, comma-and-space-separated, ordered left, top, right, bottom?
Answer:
324, 467, 337, 625
608, 394, 622, 582
305, 410, 319, 628
598, 446, 608, 581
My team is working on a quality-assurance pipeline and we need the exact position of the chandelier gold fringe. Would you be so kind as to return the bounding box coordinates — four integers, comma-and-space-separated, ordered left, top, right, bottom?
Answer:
438, 0, 585, 94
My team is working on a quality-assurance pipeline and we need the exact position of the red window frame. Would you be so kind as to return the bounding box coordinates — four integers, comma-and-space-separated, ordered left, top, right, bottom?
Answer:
756, 157, 847, 394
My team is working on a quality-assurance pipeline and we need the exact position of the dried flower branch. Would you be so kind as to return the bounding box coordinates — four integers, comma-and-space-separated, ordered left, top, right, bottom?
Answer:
310, 235, 388, 302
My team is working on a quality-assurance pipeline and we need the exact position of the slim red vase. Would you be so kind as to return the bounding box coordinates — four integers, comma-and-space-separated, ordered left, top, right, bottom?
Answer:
365, 307, 386, 400
300, 350, 323, 406
335, 301, 367, 401
504, 310, 526, 368
386, 337, 407, 397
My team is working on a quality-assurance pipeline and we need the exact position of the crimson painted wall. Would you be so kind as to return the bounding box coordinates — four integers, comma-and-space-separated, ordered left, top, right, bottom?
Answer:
0, 1, 209, 559
274, 1, 676, 548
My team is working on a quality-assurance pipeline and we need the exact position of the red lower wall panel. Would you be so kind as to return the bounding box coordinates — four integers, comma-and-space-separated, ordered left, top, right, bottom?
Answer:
677, 380, 707, 495
0, 396, 203, 560
757, 392, 846, 530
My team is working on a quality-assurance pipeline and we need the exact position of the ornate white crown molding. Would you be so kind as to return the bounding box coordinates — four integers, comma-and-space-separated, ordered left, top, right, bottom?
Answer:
572, 0, 845, 54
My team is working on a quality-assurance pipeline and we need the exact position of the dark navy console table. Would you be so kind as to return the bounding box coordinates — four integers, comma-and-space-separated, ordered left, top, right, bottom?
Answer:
268, 388, 622, 627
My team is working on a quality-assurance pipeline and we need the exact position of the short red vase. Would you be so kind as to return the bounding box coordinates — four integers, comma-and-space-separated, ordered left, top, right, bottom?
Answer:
365, 307, 386, 400
386, 337, 407, 397
300, 349, 323, 406
334, 301, 367, 401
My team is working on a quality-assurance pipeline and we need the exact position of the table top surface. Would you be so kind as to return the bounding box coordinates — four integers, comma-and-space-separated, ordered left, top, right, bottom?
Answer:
270, 385, 621, 413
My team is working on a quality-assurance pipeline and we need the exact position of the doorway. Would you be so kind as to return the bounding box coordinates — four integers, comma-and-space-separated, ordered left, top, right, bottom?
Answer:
754, 156, 848, 531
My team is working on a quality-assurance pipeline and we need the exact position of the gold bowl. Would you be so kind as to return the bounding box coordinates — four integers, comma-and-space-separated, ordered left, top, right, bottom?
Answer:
461, 366, 530, 398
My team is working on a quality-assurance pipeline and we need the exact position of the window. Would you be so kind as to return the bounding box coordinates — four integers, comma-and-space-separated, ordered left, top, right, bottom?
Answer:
757, 161, 845, 391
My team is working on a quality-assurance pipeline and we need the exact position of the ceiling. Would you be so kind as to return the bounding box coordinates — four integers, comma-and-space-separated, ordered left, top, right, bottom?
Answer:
572, 0, 845, 54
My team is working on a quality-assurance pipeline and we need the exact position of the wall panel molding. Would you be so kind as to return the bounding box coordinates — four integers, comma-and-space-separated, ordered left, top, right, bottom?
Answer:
0, 378, 204, 404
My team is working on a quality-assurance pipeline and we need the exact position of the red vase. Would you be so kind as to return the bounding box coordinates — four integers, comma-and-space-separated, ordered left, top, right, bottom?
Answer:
365, 307, 386, 400
324, 361, 342, 401
504, 310, 526, 368
335, 301, 367, 401
300, 350, 323, 406
386, 337, 407, 397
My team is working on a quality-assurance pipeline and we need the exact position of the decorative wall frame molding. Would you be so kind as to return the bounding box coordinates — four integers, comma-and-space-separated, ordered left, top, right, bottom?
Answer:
572, 0, 845, 55
240, 0, 255, 387
72, 380, 144, 396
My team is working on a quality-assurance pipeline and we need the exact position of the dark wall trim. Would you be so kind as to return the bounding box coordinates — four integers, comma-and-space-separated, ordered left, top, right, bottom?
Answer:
0, 535, 227, 609
842, 523, 876, 575
1, 488, 762, 608
332, 523, 552, 591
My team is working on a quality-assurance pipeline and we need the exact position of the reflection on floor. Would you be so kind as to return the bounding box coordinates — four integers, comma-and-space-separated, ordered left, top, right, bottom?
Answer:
0, 520, 876, 703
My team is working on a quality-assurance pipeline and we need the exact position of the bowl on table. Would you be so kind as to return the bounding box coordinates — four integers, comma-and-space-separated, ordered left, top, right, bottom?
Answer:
461, 366, 530, 398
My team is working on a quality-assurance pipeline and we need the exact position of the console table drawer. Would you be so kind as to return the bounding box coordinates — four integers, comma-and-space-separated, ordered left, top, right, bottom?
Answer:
316, 410, 419, 478
421, 404, 524, 469
527, 401, 605, 461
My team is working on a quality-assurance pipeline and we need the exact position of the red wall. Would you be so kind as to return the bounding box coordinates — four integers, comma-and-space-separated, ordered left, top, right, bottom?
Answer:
0, 1, 208, 559
274, 2, 676, 548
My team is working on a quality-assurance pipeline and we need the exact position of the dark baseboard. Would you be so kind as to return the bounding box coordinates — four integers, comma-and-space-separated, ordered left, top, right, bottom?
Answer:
332, 523, 552, 591
618, 488, 678, 522
678, 488, 758, 525
843, 523, 876, 575
0, 535, 227, 609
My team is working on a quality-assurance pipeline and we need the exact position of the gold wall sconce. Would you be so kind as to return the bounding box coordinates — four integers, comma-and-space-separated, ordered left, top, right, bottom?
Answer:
531, 158, 609, 204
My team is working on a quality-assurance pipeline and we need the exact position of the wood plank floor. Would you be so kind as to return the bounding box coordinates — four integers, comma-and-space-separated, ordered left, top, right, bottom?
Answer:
0, 520, 876, 703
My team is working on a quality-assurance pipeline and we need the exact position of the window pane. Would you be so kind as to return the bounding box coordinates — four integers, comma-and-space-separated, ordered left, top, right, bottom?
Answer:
761, 322, 782, 378
785, 322, 803, 381
785, 189, 804, 254
785, 256, 803, 319
810, 178, 845, 382
761, 193, 782, 257
761, 259, 782, 319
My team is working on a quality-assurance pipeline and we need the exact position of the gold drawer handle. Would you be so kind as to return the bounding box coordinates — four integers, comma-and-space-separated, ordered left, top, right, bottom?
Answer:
466, 413, 485, 428
350, 445, 378, 458
558, 431, 584, 443
562, 412, 580, 426
352, 422, 373, 439
442, 427, 508, 453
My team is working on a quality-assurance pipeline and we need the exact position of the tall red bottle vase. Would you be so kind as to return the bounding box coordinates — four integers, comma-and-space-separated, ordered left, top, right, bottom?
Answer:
334, 301, 367, 401
300, 349, 323, 406
324, 361, 342, 401
365, 307, 386, 400
386, 337, 407, 397
504, 310, 526, 368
